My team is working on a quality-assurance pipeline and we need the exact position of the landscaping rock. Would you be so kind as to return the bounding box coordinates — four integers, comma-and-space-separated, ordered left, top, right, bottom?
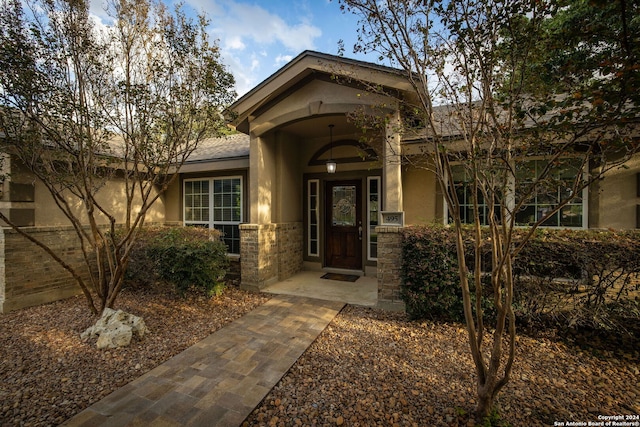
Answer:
80, 308, 148, 349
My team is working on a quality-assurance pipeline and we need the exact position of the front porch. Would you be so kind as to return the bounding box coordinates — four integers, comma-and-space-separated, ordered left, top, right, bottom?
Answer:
227, 51, 411, 310
261, 270, 378, 307
239, 224, 406, 310
260, 269, 405, 311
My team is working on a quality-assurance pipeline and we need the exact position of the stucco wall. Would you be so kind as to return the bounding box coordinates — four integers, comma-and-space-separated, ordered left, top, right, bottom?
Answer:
164, 179, 182, 224
402, 167, 439, 225
0, 156, 168, 228
400, 155, 640, 230
33, 176, 166, 227
299, 136, 381, 176
593, 154, 640, 229
276, 133, 302, 223
250, 79, 390, 137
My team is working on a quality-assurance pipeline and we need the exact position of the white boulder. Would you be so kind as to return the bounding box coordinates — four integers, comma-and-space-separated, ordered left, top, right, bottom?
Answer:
81, 308, 148, 349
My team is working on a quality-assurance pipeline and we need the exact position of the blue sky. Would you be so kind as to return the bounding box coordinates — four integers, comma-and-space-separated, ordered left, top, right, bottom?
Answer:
90, 0, 373, 97
187, 0, 371, 97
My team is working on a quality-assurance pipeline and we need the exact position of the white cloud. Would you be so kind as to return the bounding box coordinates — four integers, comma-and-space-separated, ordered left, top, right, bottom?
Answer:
225, 35, 245, 50
87, 0, 326, 97
183, 0, 323, 96
275, 54, 293, 66
88, 0, 110, 22
223, 52, 258, 97
216, 1, 321, 52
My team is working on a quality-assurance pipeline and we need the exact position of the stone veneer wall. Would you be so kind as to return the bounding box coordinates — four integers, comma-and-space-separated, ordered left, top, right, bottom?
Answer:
376, 226, 404, 303
239, 224, 277, 291
276, 222, 303, 281
239, 222, 303, 291
0, 226, 89, 313
0, 223, 244, 313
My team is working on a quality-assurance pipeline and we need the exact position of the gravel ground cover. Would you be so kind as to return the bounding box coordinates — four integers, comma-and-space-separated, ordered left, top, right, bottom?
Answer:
1, 289, 638, 427
244, 306, 640, 427
0, 286, 270, 426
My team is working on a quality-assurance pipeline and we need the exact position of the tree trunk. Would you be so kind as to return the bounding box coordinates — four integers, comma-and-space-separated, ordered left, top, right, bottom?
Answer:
476, 383, 494, 420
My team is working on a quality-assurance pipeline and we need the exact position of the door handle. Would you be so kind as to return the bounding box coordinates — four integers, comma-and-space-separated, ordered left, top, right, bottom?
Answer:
358, 225, 363, 241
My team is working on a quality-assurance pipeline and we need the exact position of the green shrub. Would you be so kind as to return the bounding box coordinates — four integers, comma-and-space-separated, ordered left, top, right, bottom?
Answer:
400, 225, 640, 333
126, 226, 229, 296
401, 226, 462, 321
513, 228, 640, 329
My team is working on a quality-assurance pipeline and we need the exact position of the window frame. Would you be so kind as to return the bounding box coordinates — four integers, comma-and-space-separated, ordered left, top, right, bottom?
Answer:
367, 176, 381, 261
444, 159, 588, 229
307, 179, 320, 257
183, 176, 244, 254
513, 159, 587, 228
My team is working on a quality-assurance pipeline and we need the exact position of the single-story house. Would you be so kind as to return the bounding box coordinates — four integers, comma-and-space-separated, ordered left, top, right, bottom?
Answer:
1, 50, 639, 312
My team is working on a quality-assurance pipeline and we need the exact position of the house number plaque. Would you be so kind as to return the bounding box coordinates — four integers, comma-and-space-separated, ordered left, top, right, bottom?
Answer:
380, 211, 404, 226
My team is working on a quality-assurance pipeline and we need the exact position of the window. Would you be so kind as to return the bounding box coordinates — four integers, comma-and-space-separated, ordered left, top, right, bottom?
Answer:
308, 179, 319, 257
449, 159, 586, 228
184, 180, 210, 225
514, 159, 585, 227
331, 185, 357, 226
184, 177, 242, 253
451, 167, 500, 225
367, 177, 381, 260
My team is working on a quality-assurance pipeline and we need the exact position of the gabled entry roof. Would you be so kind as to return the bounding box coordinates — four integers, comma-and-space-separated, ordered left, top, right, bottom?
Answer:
228, 50, 412, 134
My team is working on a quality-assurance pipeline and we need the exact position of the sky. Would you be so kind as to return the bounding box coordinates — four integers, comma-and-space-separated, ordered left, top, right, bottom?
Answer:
91, 0, 375, 98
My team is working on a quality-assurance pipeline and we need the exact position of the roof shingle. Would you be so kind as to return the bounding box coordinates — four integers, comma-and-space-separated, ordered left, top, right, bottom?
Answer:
186, 133, 249, 163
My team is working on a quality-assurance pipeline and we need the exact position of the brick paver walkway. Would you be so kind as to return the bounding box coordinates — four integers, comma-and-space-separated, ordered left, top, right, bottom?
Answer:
63, 295, 344, 427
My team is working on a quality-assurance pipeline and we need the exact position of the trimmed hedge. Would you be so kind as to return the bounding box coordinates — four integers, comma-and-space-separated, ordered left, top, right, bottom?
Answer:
401, 225, 640, 331
126, 226, 229, 296
401, 226, 462, 321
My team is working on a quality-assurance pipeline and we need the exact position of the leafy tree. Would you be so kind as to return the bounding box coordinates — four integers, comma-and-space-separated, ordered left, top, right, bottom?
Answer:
518, 0, 639, 102
0, 0, 235, 315
338, 0, 639, 420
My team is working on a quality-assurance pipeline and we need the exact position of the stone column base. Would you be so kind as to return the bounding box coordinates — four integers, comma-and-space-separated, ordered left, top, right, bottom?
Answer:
376, 226, 404, 304
239, 222, 303, 291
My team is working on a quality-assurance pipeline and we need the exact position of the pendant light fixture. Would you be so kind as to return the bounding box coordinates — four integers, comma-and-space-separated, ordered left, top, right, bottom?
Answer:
326, 124, 337, 174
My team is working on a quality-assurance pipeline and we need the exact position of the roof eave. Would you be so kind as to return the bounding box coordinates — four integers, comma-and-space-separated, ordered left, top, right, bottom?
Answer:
228, 50, 411, 132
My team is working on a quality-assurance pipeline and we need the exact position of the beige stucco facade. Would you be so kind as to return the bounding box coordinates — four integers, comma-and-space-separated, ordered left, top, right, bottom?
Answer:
402, 167, 440, 225
589, 155, 640, 229
227, 51, 640, 303
0, 154, 170, 312
2, 50, 639, 312
0, 155, 166, 228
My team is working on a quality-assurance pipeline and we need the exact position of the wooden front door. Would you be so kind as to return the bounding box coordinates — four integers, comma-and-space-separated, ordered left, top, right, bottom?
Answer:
325, 180, 362, 270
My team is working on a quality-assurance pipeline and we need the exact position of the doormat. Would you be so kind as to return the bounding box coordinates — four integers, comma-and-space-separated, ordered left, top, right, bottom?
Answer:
321, 273, 359, 282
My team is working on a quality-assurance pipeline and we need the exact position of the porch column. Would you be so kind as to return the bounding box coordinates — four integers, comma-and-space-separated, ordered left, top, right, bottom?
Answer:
242, 132, 304, 290
249, 134, 275, 225
376, 225, 405, 309
241, 134, 277, 291
378, 112, 405, 310
383, 110, 403, 212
